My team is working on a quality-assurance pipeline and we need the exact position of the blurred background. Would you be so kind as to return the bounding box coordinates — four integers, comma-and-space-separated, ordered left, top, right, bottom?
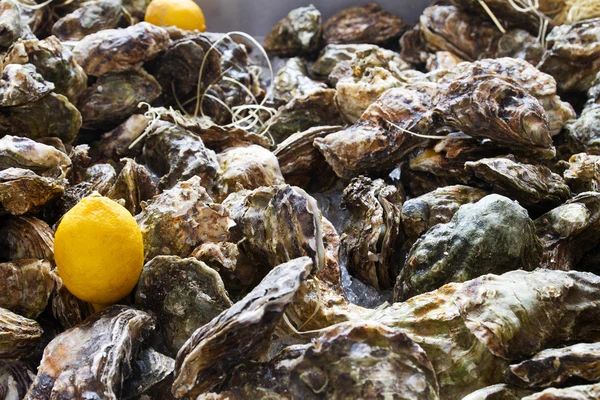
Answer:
195, 1, 428, 36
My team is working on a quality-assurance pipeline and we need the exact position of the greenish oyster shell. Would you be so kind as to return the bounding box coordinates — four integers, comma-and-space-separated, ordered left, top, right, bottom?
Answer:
322, 3, 407, 45
142, 120, 218, 192
462, 384, 535, 400
0, 361, 36, 399
340, 176, 403, 291
50, 270, 94, 330
272, 57, 327, 104
172, 257, 311, 398
465, 156, 571, 209
0, 63, 53, 106
0, 307, 42, 360
73, 21, 169, 76
0, 135, 70, 178
0, 93, 81, 144
395, 194, 542, 301
506, 342, 600, 388
78, 68, 161, 130
3, 36, 88, 103
0, 259, 53, 319
203, 322, 440, 400
122, 347, 174, 399
535, 192, 600, 271
522, 383, 600, 400
52, 0, 123, 41
538, 18, 600, 93
565, 102, 600, 155
264, 5, 321, 56
24, 306, 154, 399
564, 153, 600, 193
135, 255, 232, 357
106, 158, 157, 215
215, 144, 285, 202
136, 176, 234, 262
401, 185, 488, 244
0, 216, 54, 262
0, 0, 34, 48
311, 43, 380, 77
483, 29, 544, 66
0, 168, 66, 215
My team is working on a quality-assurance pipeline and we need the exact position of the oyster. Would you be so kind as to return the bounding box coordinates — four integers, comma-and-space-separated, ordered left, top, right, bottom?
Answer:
565, 103, 600, 155
121, 0, 150, 23
0, 135, 70, 178
340, 176, 403, 291
84, 163, 117, 194
506, 342, 600, 388
136, 177, 233, 262
122, 347, 174, 399
401, 185, 488, 244
0, 63, 53, 107
264, 5, 321, 56
52, 0, 123, 41
310, 43, 380, 77
172, 257, 311, 398
0, 259, 53, 319
395, 194, 542, 301
465, 156, 571, 209
51, 271, 94, 330
96, 114, 150, 163
142, 120, 218, 192
522, 383, 600, 399
72, 22, 170, 76
0, 216, 54, 262
0, 307, 41, 360
483, 29, 544, 66
463, 384, 534, 400
0, 168, 65, 215
272, 57, 327, 104
135, 256, 231, 356
189, 242, 245, 294
564, 153, 600, 193
78, 69, 161, 130
216, 145, 285, 201
106, 158, 157, 215
399, 26, 429, 66
25, 305, 154, 399
0, 361, 35, 400
425, 50, 465, 72
0, 0, 34, 48
322, 3, 407, 45
3, 36, 88, 103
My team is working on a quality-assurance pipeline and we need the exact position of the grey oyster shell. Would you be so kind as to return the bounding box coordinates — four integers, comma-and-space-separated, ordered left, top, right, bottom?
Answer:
0, 307, 42, 360
52, 0, 123, 41
0, 135, 70, 178
395, 194, 542, 301
0, 63, 53, 107
483, 29, 544, 66
135, 255, 232, 357
564, 153, 600, 193
565, 103, 600, 155
72, 22, 170, 76
264, 5, 321, 56
0, 259, 54, 319
340, 176, 403, 291
0, 361, 36, 400
401, 185, 488, 244
272, 57, 327, 104
136, 176, 234, 262
96, 113, 150, 163
0, 168, 65, 215
0, 216, 54, 262
106, 158, 157, 215
522, 383, 600, 399
463, 384, 534, 400
172, 257, 311, 398
0, 0, 34, 49
122, 347, 174, 399
310, 43, 380, 77
322, 3, 407, 45
24, 305, 154, 399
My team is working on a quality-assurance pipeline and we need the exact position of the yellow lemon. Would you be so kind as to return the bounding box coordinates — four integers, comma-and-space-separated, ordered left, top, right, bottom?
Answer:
54, 196, 144, 311
145, 0, 206, 32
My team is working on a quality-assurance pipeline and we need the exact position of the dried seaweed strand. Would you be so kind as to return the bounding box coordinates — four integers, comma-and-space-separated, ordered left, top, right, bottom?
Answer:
478, 0, 507, 33
384, 120, 471, 140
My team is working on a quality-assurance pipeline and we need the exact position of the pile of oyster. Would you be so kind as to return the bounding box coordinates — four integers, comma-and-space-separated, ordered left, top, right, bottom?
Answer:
2, 0, 600, 399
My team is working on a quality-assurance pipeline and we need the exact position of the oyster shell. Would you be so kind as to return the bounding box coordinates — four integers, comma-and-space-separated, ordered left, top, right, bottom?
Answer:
399, 25, 429, 66
564, 153, 600, 193
522, 383, 600, 399
340, 176, 403, 291
272, 57, 327, 104
0, 361, 35, 400
322, 3, 407, 45
72, 22, 170, 76
172, 257, 311, 398
0, 0, 34, 48
122, 347, 174, 399
310, 43, 380, 77
96, 113, 150, 163
483, 29, 544, 66
0, 168, 65, 215
401, 184, 488, 244
0, 259, 53, 319
0, 307, 42, 360
425, 50, 465, 72
25, 305, 154, 399
50, 271, 94, 330
0, 216, 54, 262
106, 158, 157, 215
136, 177, 233, 262
0, 63, 53, 106
565, 103, 600, 155
0, 135, 70, 178
2, 36, 88, 103
135, 255, 232, 357
264, 5, 321, 56
142, 120, 218, 192
463, 384, 534, 400
395, 194, 542, 301
84, 163, 117, 194
189, 242, 245, 294
52, 0, 123, 41
78, 68, 161, 130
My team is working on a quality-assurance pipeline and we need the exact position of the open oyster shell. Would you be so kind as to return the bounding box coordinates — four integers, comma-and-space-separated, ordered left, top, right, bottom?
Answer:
0, 259, 53, 319
0, 168, 66, 215
264, 5, 321, 56
0, 307, 42, 360
106, 158, 157, 215
52, 0, 123, 41
0, 63, 53, 107
564, 153, 600, 193
0, 361, 35, 399
135, 255, 232, 357
0, 0, 34, 49
0, 216, 54, 262
395, 194, 542, 301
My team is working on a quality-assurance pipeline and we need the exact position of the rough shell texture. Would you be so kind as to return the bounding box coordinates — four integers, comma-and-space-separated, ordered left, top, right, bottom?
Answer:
0, 63, 53, 107
264, 5, 321, 56
0, 259, 53, 319
462, 384, 534, 400
50, 271, 94, 330
106, 158, 157, 215
0, 168, 66, 215
0, 361, 36, 400
95, 114, 150, 163
310, 43, 380, 77
522, 383, 600, 400
564, 153, 600, 193
0, 135, 70, 178
0, 0, 34, 48
425, 50, 465, 72
0, 216, 54, 262
483, 29, 544, 66
565, 103, 600, 155
52, 0, 123, 41
0, 307, 42, 360
272, 57, 327, 104
122, 347, 175, 399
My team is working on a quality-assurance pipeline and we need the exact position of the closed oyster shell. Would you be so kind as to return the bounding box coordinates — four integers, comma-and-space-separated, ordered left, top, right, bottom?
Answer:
322, 3, 407, 45
0, 63, 53, 106
0, 259, 53, 319
172, 257, 311, 398
136, 176, 233, 262
189, 242, 245, 294
84, 163, 117, 195
0, 216, 54, 262
341, 176, 403, 291
395, 194, 542, 301
50, 270, 94, 330
78, 68, 161, 130
425, 50, 465, 72
52, 0, 122, 41
25, 305, 154, 399
0, 361, 35, 400
264, 5, 321, 56
565, 102, 600, 155
106, 158, 157, 215
272, 57, 327, 104
0, 0, 34, 48
463, 384, 534, 400
0, 168, 65, 215
135, 255, 232, 357
483, 29, 544, 66
0, 135, 70, 178
0, 307, 42, 360
122, 347, 174, 399
310, 43, 380, 77
564, 153, 600, 193
73, 22, 170, 76
96, 114, 149, 163
522, 383, 600, 399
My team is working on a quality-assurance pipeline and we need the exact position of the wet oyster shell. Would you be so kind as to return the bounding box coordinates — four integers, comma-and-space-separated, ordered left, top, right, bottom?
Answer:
0, 168, 65, 215
399, 25, 429, 66
522, 383, 600, 399
50, 270, 94, 330
0, 135, 70, 178
136, 177, 233, 262
462, 384, 534, 400
25, 305, 154, 399
272, 57, 327, 104
264, 5, 321, 56
78, 68, 161, 130
135, 255, 232, 357
189, 242, 245, 294
395, 194, 542, 301
0, 259, 53, 319
122, 347, 174, 399
564, 153, 600, 193
565, 103, 600, 155
106, 158, 157, 215
0, 216, 54, 262
0, 361, 35, 400
52, 0, 123, 41
96, 114, 150, 163
83, 163, 117, 195
172, 257, 311, 398
0, 307, 42, 360
322, 3, 407, 45
310, 43, 380, 77
0, 63, 53, 106
0, 0, 34, 48
72, 22, 170, 76
341, 176, 403, 291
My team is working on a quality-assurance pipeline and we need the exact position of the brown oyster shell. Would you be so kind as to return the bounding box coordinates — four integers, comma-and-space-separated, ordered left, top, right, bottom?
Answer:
0, 135, 70, 178
50, 270, 94, 330
425, 50, 465, 72
0, 0, 34, 49
0, 63, 53, 107
95, 114, 150, 163
264, 5, 322, 56
0, 307, 42, 360
106, 158, 157, 215
565, 102, 600, 155
0, 216, 54, 262
272, 57, 327, 104
310, 43, 380, 77
0, 168, 65, 215
564, 153, 600, 193
483, 29, 544, 66
52, 0, 122, 41
0, 259, 53, 319
0, 361, 36, 399
189, 242, 245, 294
523, 383, 600, 399
122, 347, 175, 399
